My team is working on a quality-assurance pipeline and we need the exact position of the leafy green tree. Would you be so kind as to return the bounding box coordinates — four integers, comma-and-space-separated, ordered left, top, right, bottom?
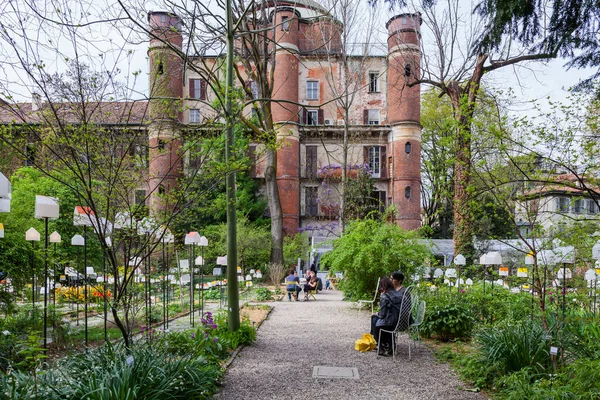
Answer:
322, 219, 430, 300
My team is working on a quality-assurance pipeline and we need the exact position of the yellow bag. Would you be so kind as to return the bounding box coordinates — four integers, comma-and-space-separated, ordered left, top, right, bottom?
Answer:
354, 333, 376, 352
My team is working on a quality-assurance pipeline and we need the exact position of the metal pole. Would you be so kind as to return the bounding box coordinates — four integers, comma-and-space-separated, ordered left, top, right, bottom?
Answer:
200, 245, 204, 318
76, 248, 80, 326
31, 241, 35, 314
191, 245, 195, 328
84, 225, 88, 346
562, 263, 566, 321
43, 217, 49, 349
225, 0, 240, 331
163, 239, 166, 330
103, 243, 107, 342
166, 242, 170, 330
189, 245, 193, 326
147, 238, 151, 328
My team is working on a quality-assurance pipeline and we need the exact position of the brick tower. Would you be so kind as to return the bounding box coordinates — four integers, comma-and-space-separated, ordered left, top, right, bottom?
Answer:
272, 6, 301, 235
387, 13, 422, 230
147, 11, 184, 215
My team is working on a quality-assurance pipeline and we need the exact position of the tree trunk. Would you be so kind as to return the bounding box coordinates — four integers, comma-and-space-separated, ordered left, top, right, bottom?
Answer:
449, 55, 487, 260
112, 305, 130, 347
265, 147, 284, 264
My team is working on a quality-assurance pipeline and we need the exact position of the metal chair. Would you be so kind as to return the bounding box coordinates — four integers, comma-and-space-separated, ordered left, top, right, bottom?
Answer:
408, 300, 426, 358
377, 285, 416, 361
358, 277, 380, 314
285, 281, 299, 301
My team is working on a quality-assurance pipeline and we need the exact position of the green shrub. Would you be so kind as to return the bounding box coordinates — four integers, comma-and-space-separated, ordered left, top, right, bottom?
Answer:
498, 358, 600, 400
254, 287, 273, 301
434, 344, 495, 390
213, 312, 256, 349
476, 320, 552, 375
422, 301, 475, 341
561, 312, 600, 360
1, 341, 223, 400
202, 288, 223, 300
323, 219, 429, 301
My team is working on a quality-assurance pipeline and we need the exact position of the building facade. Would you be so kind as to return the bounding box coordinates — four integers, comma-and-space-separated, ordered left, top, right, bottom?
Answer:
147, 1, 423, 238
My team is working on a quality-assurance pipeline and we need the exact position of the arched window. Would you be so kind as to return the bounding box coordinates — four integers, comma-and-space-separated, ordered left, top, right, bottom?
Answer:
405, 141, 412, 154
405, 186, 411, 199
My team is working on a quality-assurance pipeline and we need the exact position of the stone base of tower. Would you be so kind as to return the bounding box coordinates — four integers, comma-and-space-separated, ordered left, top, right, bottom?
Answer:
389, 123, 421, 230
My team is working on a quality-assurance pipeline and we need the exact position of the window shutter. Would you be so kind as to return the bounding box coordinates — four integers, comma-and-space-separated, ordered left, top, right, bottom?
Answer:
363, 146, 369, 165
200, 79, 207, 100
318, 109, 324, 125
363, 109, 369, 124
189, 79, 195, 98
302, 108, 308, 124
380, 146, 387, 178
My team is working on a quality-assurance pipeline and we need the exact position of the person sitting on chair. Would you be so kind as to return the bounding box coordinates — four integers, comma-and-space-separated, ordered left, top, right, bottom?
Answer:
370, 277, 403, 355
285, 269, 301, 301
391, 270, 413, 327
303, 271, 317, 301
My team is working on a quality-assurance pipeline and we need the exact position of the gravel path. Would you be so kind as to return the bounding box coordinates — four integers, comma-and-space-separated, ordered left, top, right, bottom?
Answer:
214, 289, 487, 400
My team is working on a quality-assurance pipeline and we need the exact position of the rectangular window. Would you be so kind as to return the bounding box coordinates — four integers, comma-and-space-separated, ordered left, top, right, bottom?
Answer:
306, 81, 319, 100
190, 109, 201, 123
368, 72, 379, 92
371, 190, 387, 214
282, 16, 289, 31
189, 79, 207, 100
25, 143, 35, 166
135, 189, 146, 206
368, 146, 381, 177
573, 198, 584, 214
556, 197, 570, 213
307, 110, 319, 125
306, 146, 317, 179
368, 109, 380, 125
588, 199, 599, 215
306, 186, 318, 217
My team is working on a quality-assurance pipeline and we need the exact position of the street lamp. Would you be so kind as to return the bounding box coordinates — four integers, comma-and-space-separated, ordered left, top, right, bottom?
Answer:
480, 251, 502, 293
185, 231, 201, 327
198, 236, 208, 318
538, 249, 556, 308
453, 254, 466, 292
160, 227, 174, 330
71, 233, 86, 343
102, 236, 111, 341
25, 228, 40, 313
0, 172, 11, 213
35, 195, 59, 349
49, 231, 61, 320
217, 256, 227, 309
138, 217, 156, 328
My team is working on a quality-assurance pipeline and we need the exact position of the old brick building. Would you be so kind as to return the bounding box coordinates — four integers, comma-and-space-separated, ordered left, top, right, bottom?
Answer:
1, 2, 422, 240
147, 1, 422, 238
